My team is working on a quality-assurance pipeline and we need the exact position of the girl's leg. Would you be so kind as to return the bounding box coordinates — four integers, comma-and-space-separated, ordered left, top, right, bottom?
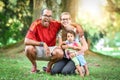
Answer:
83, 64, 89, 76
76, 65, 84, 77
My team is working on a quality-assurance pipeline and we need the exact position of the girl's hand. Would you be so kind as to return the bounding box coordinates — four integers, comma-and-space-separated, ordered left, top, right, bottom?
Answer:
69, 53, 76, 58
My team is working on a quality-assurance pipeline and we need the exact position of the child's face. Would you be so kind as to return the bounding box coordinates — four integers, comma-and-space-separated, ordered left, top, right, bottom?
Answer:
67, 33, 75, 42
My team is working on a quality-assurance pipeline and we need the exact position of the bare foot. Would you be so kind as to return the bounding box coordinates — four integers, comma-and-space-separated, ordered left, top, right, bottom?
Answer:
85, 71, 89, 76
75, 69, 79, 74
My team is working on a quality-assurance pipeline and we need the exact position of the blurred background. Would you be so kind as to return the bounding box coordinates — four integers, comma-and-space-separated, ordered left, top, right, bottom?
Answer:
0, 0, 120, 58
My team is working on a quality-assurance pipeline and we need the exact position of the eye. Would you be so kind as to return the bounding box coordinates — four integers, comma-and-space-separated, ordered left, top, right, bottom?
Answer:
61, 18, 69, 21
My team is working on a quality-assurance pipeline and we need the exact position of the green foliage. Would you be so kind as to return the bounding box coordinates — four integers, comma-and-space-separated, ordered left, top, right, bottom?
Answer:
0, 0, 33, 47
76, 18, 104, 48
75, 0, 120, 48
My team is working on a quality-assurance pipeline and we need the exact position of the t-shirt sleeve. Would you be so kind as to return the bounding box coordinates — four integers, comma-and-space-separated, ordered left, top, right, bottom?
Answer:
76, 25, 84, 37
55, 21, 62, 37
25, 20, 38, 41
56, 21, 62, 29
57, 29, 62, 38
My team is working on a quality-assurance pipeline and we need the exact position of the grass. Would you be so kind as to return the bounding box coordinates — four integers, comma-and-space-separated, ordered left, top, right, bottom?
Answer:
0, 48, 120, 80
91, 48, 120, 59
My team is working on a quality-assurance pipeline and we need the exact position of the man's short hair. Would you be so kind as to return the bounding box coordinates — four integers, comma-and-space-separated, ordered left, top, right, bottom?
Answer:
41, 8, 52, 15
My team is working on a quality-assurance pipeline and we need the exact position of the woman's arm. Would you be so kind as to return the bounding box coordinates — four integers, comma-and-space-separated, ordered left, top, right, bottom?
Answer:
76, 25, 88, 54
71, 23, 84, 37
80, 36, 88, 51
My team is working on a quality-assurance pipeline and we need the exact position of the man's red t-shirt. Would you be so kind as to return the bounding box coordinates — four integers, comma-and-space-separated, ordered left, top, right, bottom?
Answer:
25, 19, 61, 46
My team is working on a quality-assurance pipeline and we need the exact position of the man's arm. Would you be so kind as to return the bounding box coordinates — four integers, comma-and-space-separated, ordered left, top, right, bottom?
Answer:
24, 38, 50, 56
24, 38, 41, 46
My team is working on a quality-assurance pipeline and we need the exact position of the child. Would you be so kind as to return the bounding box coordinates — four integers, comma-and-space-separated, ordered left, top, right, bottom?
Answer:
61, 30, 84, 77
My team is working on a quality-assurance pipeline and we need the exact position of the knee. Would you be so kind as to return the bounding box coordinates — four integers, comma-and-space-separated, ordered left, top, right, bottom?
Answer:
61, 69, 74, 75
61, 69, 68, 75
53, 49, 64, 59
61, 67, 75, 75
51, 69, 56, 75
25, 46, 35, 56
51, 68, 59, 75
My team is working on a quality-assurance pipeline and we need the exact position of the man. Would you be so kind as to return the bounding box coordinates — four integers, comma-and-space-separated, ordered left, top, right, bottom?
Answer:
24, 8, 64, 73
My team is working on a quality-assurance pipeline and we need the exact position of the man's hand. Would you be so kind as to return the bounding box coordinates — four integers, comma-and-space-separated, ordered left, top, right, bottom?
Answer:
43, 43, 50, 56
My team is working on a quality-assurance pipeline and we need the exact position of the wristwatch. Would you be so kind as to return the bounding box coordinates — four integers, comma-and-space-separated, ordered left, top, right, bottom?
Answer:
40, 42, 44, 46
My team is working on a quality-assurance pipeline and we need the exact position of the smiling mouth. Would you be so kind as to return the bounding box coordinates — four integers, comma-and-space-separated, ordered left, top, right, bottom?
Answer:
42, 19, 50, 27
44, 19, 50, 22
44, 20, 48, 22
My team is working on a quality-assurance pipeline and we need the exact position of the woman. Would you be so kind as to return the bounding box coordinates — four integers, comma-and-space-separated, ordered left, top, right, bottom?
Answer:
51, 12, 89, 75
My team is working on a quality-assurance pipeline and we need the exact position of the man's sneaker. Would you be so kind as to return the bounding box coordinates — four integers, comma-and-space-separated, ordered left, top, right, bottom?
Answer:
42, 66, 51, 73
43, 66, 47, 72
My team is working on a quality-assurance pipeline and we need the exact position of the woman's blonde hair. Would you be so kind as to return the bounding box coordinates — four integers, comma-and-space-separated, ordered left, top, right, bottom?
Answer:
60, 12, 71, 20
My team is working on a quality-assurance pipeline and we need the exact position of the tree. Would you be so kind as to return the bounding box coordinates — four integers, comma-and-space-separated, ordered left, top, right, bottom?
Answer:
0, 0, 33, 47
61, 0, 79, 22
32, 0, 45, 21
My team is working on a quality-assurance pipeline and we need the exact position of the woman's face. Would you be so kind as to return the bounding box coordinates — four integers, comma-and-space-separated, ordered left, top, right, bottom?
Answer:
60, 15, 71, 27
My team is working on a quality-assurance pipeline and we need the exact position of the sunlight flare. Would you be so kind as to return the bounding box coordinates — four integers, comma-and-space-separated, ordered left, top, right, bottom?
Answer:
77, 0, 107, 25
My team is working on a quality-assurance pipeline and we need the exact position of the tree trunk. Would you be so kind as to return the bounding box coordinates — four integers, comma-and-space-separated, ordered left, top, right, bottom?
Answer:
33, 0, 45, 21
62, 0, 79, 22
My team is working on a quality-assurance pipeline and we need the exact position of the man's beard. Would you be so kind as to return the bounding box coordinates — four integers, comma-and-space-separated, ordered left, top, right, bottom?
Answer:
42, 20, 50, 27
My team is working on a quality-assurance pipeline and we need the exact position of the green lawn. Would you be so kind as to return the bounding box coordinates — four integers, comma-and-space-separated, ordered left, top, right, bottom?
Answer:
92, 48, 120, 59
0, 50, 120, 80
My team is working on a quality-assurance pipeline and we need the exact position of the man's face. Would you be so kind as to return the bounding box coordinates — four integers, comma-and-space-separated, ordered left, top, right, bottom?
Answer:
41, 9, 52, 27
60, 15, 71, 27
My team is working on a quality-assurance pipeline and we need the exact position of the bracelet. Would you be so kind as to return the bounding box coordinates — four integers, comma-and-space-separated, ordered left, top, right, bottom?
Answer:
40, 42, 44, 46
